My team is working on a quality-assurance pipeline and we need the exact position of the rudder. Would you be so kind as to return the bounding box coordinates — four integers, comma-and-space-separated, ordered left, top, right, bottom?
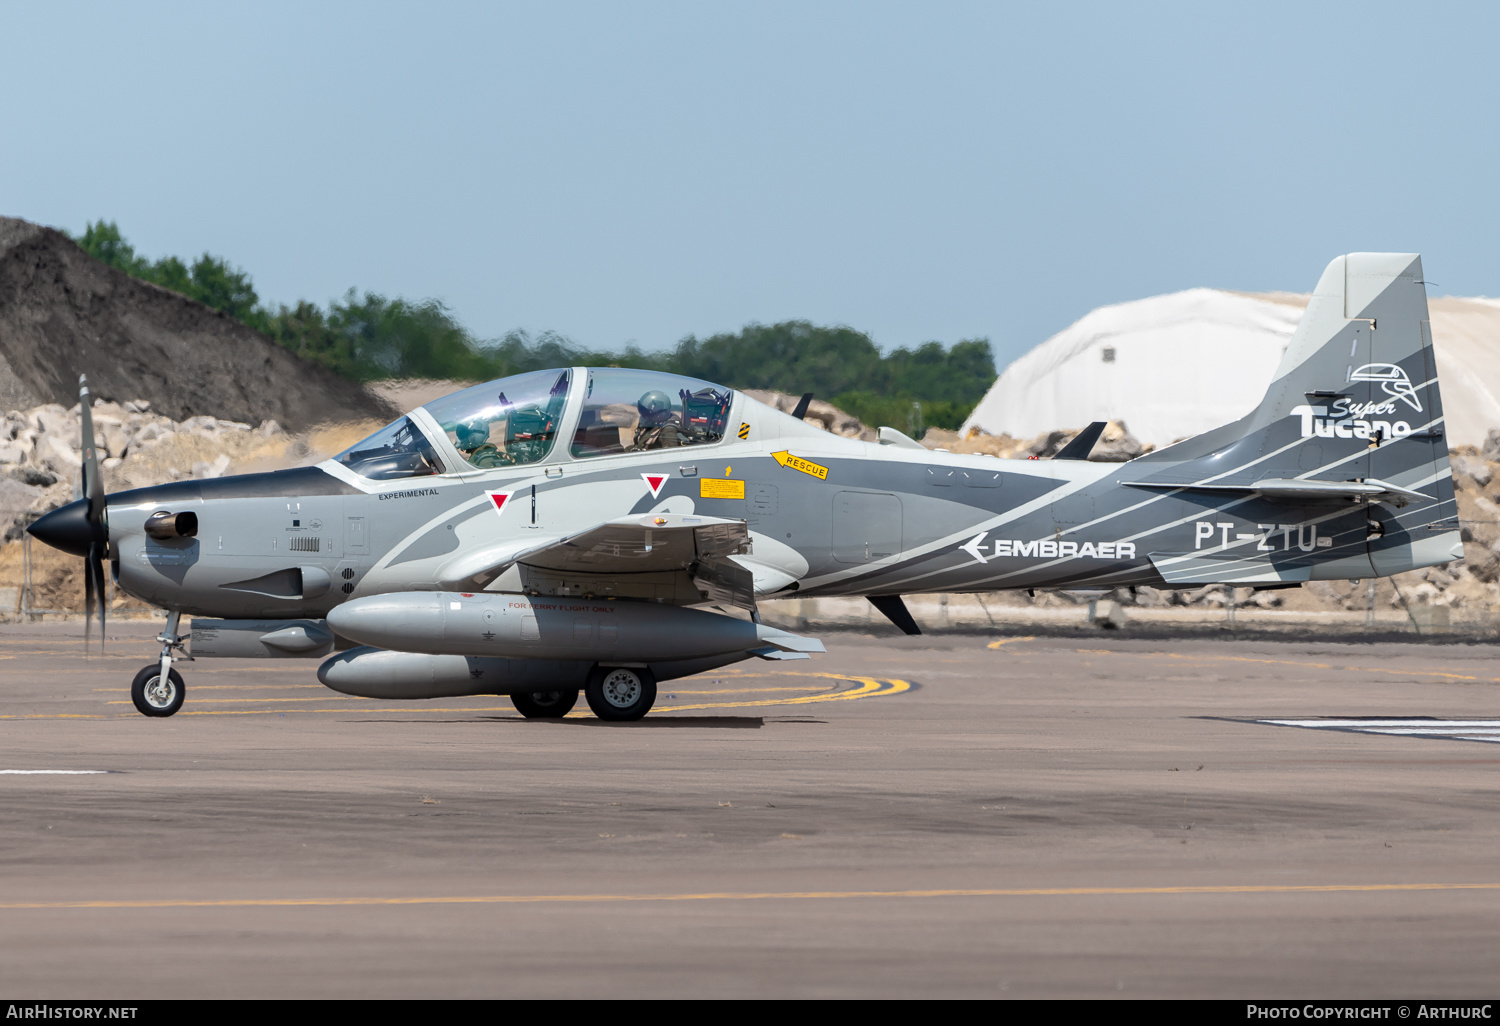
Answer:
1130, 253, 1460, 581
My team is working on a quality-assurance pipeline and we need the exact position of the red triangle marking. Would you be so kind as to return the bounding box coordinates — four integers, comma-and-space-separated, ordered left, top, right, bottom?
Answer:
487, 491, 512, 514
642, 473, 669, 498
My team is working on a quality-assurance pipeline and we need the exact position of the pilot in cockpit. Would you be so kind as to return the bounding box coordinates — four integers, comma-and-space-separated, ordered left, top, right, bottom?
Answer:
630, 390, 681, 451
455, 418, 505, 468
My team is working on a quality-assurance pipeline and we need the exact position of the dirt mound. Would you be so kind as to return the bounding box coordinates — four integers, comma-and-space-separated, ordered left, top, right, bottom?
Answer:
0, 216, 395, 430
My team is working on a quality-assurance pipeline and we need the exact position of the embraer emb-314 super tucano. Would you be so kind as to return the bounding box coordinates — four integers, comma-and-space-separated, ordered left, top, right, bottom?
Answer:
29, 253, 1462, 720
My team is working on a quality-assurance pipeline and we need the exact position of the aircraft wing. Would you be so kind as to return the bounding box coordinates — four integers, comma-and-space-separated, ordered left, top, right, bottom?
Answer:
437, 512, 757, 609
519, 513, 750, 573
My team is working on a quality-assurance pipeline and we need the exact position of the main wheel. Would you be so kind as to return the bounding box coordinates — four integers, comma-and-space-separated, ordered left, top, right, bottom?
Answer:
585, 666, 657, 722
510, 689, 579, 719
131, 664, 185, 717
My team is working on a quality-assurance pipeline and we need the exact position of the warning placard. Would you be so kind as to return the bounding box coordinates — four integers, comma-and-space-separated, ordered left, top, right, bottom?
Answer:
700, 478, 746, 500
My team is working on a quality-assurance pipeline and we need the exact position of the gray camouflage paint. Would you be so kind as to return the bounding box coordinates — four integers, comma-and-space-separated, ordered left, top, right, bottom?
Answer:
96, 254, 1456, 660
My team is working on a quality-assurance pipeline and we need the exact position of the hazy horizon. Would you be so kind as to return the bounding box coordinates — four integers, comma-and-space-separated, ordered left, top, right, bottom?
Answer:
4, 1, 1496, 372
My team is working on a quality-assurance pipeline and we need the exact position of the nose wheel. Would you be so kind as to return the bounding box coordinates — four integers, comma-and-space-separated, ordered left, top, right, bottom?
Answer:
131, 664, 185, 717
131, 610, 189, 717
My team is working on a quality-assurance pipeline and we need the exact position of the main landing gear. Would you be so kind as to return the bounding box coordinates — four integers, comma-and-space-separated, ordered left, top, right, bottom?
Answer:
585, 666, 657, 722
512, 667, 659, 722
131, 611, 188, 717
510, 689, 579, 719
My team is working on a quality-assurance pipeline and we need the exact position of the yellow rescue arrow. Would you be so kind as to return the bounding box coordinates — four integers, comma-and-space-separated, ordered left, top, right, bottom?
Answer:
771, 450, 829, 480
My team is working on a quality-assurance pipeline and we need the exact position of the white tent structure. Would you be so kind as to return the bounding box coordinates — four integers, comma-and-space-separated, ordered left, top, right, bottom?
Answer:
963, 289, 1500, 450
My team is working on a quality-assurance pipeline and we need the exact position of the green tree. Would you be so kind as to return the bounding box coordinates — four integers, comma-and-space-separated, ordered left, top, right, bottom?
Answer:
185, 254, 259, 323
65, 221, 998, 431
146, 255, 191, 296
74, 220, 146, 276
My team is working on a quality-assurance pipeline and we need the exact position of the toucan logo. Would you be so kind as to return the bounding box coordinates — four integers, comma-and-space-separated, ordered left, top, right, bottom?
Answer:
1349, 363, 1422, 412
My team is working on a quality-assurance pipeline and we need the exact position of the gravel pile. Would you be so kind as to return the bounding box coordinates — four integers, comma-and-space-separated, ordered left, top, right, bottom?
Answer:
0, 398, 306, 541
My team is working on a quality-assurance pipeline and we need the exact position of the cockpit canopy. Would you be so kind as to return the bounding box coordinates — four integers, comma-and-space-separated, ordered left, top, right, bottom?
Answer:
427, 368, 571, 471
333, 367, 735, 481
570, 367, 730, 458
332, 415, 444, 482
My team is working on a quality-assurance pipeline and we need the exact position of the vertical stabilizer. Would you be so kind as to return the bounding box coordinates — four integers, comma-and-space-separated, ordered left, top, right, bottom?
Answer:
1132, 253, 1460, 580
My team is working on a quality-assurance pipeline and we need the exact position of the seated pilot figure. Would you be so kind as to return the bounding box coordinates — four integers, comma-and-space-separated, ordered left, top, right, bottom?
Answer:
630, 390, 681, 450
455, 419, 506, 468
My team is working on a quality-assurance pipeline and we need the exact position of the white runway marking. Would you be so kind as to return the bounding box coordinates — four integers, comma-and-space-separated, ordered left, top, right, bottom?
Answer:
0, 769, 109, 774
1256, 718, 1500, 745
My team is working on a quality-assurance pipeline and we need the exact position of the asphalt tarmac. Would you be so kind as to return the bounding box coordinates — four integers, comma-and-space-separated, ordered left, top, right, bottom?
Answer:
3, 621, 1500, 998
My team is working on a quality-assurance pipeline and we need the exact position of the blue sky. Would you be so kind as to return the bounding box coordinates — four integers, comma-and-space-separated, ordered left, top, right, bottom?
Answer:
2, 2, 1495, 371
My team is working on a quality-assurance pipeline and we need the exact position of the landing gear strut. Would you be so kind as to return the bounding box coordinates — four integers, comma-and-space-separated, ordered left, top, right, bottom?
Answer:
131, 611, 188, 717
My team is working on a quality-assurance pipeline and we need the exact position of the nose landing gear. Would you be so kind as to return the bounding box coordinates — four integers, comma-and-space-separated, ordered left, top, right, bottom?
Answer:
131, 611, 188, 717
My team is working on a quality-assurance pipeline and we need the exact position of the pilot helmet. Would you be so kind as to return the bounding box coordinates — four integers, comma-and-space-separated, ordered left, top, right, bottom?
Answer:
454, 419, 490, 449
637, 390, 673, 426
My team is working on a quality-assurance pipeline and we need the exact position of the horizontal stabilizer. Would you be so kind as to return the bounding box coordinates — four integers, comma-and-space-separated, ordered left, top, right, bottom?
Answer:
1123, 477, 1431, 507
1250, 478, 1431, 506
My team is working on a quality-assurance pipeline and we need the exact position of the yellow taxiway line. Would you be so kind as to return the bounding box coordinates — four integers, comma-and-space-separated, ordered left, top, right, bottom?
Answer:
3, 674, 910, 719
986, 636, 1035, 650
660, 676, 907, 712
4, 882, 1499, 911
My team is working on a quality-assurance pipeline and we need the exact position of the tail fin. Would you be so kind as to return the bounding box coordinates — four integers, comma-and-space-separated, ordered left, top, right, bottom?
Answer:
1132, 253, 1460, 582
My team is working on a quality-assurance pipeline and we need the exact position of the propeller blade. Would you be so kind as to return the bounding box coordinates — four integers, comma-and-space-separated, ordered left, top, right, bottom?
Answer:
87, 543, 107, 652
78, 375, 108, 651
83, 541, 96, 654
78, 374, 106, 531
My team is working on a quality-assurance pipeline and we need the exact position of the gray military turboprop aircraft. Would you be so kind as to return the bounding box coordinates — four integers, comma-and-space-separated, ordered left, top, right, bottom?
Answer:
28, 253, 1461, 720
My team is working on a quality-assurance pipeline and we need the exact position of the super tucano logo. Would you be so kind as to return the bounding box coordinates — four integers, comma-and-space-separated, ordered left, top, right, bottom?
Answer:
1290, 403, 1413, 441
1289, 364, 1425, 441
